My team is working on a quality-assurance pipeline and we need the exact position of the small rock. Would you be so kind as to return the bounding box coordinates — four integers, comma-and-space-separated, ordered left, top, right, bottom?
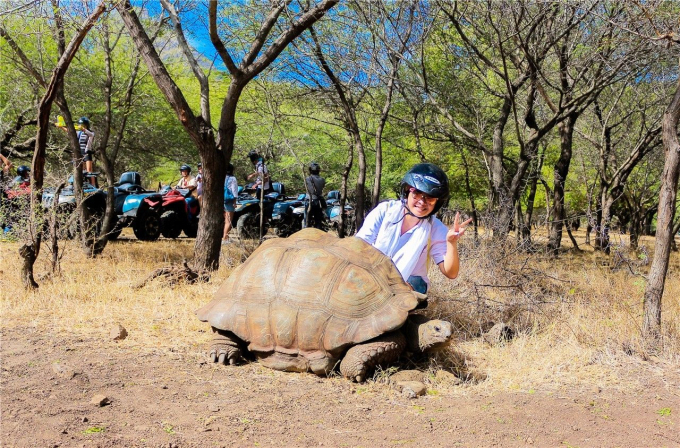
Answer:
82, 417, 89, 423
402, 388, 417, 399
110, 324, 128, 342
396, 380, 427, 398
90, 394, 110, 407
434, 370, 462, 385
208, 404, 220, 412
483, 322, 515, 345
390, 370, 425, 384
161, 385, 168, 390
52, 363, 76, 380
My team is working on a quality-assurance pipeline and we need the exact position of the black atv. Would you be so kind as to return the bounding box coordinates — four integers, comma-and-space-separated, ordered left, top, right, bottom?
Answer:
233, 182, 286, 239
270, 193, 306, 237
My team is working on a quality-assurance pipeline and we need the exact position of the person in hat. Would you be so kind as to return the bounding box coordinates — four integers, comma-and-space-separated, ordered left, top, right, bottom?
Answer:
304, 162, 326, 229
246, 150, 270, 198
176, 164, 198, 197
356, 163, 472, 296
77, 117, 95, 173
12, 165, 31, 188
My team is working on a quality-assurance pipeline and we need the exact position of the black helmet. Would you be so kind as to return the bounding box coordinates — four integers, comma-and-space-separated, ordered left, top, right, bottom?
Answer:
17, 165, 31, 177
78, 117, 90, 128
399, 163, 450, 215
309, 162, 320, 174
248, 150, 260, 163
179, 164, 191, 173
226, 163, 234, 175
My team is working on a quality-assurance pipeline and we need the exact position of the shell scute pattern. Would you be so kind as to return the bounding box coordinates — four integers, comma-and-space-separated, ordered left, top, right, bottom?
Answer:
197, 228, 419, 356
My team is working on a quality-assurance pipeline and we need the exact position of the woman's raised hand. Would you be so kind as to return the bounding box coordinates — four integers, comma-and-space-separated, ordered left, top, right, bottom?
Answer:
446, 212, 473, 244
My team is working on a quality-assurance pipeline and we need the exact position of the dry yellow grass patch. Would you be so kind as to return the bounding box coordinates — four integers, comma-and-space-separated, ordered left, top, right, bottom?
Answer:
1, 228, 678, 393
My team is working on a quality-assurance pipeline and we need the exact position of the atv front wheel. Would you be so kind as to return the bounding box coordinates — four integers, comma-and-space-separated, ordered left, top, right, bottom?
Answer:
133, 212, 161, 241
237, 213, 266, 240
161, 210, 183, 239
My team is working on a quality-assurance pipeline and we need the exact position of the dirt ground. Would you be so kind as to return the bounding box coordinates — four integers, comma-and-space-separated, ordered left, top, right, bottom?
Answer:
2, 325, 679, 448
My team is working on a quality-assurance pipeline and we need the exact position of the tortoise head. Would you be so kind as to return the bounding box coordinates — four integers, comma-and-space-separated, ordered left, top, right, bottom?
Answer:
418, 319, 453, 352
405, 315, 453, 353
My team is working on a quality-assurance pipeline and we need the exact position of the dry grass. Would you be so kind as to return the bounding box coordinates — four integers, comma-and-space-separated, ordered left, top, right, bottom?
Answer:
427, 228, 680, 392
1, 227, 679, 394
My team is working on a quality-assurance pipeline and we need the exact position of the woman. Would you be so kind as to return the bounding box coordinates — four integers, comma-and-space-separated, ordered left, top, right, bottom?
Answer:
356, 163, 471, 294
222, 163, 239, 244
77, 117, 95, 174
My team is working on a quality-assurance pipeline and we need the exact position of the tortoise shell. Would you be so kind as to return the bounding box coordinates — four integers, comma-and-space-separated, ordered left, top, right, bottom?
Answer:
196, 228, 418, 358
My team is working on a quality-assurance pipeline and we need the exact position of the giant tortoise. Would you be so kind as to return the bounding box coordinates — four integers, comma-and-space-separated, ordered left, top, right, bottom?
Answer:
196, 228, 453, 381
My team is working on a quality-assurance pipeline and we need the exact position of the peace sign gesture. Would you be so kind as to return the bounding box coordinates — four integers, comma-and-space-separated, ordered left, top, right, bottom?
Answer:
447, 212, 473, 244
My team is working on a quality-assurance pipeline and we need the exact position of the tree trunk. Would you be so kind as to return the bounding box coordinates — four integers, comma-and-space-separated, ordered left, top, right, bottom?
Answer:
522, 147, 545, 247
489, 96, 513, 239
21, 2, 105, 290
353, 125, 366, 230
195, 134, 226, 272
337, 138, 354, 238
459, 145, 479, 241
671, 218, 680, 251
642, 81, 680, 337
50, 182, 66, 274
548, 114, 576, 256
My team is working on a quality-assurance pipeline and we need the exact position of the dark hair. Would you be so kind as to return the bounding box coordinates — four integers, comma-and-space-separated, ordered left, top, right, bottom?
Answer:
226, 163, 234, 175
309, 162, 320, 174
248, 150, 260, 163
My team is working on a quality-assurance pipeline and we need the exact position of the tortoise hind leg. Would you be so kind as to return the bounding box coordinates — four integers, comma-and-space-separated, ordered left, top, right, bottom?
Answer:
209, 327, 242, 365
339, 332, 406, 382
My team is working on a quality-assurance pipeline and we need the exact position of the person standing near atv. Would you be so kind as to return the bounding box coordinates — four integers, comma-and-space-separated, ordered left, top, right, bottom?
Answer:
246, 150, 270, 197
12, 165, 31, 188
0, 153, 12, 189
196, 162, 203, 204
222, 163, 239, 244
176, 164, 198, 198
305, 162, 326, 230
356, 163, 472, 295
77, 117, 95, 174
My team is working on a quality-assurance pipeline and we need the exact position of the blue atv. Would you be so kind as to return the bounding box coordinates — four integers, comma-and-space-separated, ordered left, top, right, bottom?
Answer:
117, 186, 163, 241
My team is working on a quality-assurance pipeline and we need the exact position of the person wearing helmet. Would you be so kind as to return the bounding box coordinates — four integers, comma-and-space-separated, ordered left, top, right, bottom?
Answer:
77, 117, 95, 173
12, 165, 31, 188
305, 162, 326, 229
176, 164, 198, 197
356, 163, 472, 295
246, 150, 270, 197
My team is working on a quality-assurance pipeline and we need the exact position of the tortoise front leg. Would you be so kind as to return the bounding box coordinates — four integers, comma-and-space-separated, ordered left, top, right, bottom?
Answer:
339, 332, 406, 382
209, 327, 242, 365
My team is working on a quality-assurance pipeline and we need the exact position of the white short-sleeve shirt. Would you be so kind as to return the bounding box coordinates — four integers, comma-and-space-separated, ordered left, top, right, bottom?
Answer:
356, 200, 449, 284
